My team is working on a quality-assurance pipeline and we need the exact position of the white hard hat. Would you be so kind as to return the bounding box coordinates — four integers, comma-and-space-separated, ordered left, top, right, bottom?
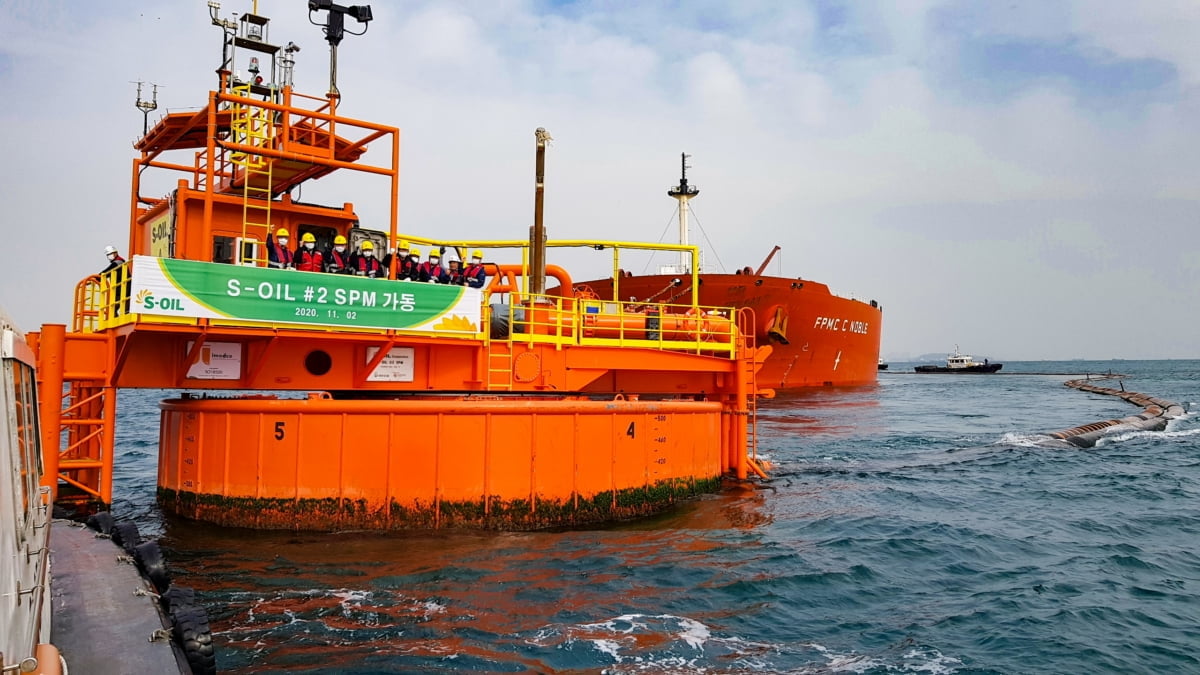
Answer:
104, 245, 117, 255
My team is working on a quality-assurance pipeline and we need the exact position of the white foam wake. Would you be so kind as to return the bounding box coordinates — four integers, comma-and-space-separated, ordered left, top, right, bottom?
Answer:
996, 432, 1062, 448
1096, 424, 1200, 446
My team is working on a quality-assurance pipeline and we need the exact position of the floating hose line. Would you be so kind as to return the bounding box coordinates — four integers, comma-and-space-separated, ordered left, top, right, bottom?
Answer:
1046, 374, 1187, 448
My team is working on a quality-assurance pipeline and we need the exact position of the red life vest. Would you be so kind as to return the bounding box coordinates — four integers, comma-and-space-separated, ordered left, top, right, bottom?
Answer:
398, 258, 418, 280
419, 261, 446, 283
464, 263, 486, 288
327, 249, 349, 272
295, 247, 323, 272
269, 241, 293, 267
356, 255, 384, 277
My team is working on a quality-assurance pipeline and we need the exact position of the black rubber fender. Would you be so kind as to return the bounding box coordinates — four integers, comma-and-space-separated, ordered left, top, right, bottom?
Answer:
110, 520, 141, 553
170, 602, 217, 675
160, 585, 197, 613
86, 511, 115, 535
133, 540, 171, 593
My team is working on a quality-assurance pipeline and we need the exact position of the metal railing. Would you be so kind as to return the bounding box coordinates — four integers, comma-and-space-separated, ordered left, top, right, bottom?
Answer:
494, 292, 739, 357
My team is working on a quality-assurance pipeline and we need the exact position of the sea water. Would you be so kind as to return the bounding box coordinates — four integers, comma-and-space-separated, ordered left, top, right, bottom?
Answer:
111, 360, 1200, 673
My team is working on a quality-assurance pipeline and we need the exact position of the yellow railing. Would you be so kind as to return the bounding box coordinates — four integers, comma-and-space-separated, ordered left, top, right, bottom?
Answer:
495, 292, 739, 357
72, 275, 103, 333
93, 265, 142, 331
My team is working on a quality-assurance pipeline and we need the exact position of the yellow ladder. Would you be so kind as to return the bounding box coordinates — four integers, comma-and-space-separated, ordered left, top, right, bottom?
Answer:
229, 83, 275, 265
486, 343, 513, 390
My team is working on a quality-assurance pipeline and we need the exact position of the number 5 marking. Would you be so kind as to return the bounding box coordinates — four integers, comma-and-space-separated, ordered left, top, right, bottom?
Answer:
274, 421, 286, 440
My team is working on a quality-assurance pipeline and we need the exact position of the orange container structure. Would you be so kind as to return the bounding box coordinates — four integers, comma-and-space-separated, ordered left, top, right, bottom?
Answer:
29, 3, 769, 530
158, 396, 729, 530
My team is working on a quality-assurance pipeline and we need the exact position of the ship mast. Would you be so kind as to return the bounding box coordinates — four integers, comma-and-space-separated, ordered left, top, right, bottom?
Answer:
667, 153, 699, 273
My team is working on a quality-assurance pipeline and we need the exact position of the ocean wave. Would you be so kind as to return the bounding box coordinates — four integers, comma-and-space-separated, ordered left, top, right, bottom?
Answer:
995, 432, 1064, 448
1095, 425, 1200, 447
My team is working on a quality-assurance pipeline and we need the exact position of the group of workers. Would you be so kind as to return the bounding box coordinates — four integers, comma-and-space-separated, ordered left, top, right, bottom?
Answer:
100, 229, 489, 289
266, 229, 487, 288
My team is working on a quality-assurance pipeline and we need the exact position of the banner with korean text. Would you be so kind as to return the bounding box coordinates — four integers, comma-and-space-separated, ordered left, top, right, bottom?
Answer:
128, 255, 481, 333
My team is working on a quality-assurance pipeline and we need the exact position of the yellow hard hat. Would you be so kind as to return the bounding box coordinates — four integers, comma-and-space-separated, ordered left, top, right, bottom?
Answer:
361, 240, 375, 251
397, 240, 409, 249
471, 250, 483, 259
276, 228, 290, 237
409, 247, 421, 256
334, 235, 347, 245
301, 232, 316, 243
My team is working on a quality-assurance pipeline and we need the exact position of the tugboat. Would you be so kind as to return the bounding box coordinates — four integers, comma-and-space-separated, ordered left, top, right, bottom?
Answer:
26, 2, 769, 532
1, 308, 61, 674
573, 154, 883, 389
914, 347, 1002, 373
4, 307, 211, 674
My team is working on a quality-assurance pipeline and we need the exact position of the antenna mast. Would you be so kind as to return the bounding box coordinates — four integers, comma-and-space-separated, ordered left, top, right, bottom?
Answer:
134, 81, 159, 136
667, 152, 699, 273
307, 0, 373, 99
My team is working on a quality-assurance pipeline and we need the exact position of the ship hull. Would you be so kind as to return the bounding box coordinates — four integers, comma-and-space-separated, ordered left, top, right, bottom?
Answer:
576, 274, 882, 389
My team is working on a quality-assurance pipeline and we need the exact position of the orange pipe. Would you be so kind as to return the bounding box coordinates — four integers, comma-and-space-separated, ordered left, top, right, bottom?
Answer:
100, 381, 117, 505
35, 324, 65, 497
487, 264, 574, 295
581, 313, 733, 342
734, 347, 749, 481
745, 456, 769, 479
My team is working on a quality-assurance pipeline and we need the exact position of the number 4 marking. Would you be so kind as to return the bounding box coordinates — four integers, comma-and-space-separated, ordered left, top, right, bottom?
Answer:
626, 422, 635, 438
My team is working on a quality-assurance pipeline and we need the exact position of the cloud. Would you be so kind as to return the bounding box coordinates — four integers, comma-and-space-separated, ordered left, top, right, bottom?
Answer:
0, 0, 1197, 359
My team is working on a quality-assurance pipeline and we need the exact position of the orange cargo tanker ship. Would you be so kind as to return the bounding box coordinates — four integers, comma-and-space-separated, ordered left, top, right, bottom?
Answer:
574, 155, 882, 389
26, 2, 769, 531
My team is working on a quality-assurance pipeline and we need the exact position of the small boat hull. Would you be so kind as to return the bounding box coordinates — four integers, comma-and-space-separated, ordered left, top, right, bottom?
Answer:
914, 363, 1002, 373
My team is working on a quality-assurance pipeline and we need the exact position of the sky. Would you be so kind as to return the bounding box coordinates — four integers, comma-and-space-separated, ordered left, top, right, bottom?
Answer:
1, 0, 1197, 360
